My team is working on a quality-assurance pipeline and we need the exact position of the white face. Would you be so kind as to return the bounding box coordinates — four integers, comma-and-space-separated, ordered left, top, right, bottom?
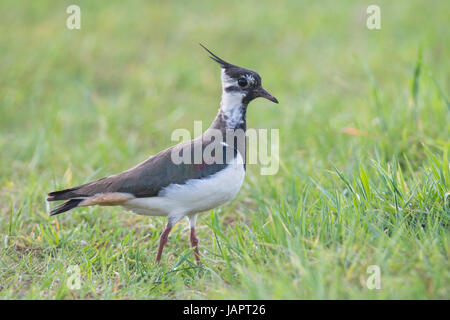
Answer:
220, 69, 245, 111
220, 69, 246, 128
221, 69, 234, 87
218, 66, 277, 127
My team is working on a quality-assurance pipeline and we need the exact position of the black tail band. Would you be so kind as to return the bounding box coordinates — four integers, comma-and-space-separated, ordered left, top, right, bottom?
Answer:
50, 199, 83, 216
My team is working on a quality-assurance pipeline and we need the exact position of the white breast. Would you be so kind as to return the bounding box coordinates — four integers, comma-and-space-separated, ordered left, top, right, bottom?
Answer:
122, 152, 246, 220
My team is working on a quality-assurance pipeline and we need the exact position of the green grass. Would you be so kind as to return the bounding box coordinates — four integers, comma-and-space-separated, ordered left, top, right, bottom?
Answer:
0, 0, 449, 299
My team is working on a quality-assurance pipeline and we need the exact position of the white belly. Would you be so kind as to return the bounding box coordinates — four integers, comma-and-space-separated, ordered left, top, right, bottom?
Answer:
121, 152, 245, 218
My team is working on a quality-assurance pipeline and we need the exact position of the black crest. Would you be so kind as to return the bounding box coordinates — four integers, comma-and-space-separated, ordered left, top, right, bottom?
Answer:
199, 43, 236, 69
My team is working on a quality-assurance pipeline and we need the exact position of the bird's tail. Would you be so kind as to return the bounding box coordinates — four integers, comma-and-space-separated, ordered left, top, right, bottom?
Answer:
47, 176, 124, 216
47, 184, 89, 215
47, 185, 85, 201
49, 198, 84, 216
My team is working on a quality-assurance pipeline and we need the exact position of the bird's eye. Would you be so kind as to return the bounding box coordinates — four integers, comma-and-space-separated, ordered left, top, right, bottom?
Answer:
238, 78, 248, 87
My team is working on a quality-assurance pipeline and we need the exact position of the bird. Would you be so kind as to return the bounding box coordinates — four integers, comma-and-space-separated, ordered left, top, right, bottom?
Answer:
47, 44, 278, 264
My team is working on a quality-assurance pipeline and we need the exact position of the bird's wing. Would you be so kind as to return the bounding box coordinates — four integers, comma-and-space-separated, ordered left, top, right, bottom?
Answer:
48, 137, 238, 201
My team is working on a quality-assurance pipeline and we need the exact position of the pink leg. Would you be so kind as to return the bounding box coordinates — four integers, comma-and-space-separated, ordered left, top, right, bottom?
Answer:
190, 227, 200, 264
155, 224, 172, 264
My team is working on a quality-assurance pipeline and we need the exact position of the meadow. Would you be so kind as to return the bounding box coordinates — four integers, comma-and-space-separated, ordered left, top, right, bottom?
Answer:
0, 1, 448, 299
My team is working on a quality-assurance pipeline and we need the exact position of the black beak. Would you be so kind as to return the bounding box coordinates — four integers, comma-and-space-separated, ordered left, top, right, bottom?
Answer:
257, 87, 278, 104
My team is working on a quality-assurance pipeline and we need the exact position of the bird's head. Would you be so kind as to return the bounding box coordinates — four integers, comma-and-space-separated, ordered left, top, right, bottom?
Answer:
200, 44, 278, 106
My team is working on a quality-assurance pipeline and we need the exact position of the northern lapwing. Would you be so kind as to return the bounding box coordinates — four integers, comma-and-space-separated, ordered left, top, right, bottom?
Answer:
47, 44, 278, 264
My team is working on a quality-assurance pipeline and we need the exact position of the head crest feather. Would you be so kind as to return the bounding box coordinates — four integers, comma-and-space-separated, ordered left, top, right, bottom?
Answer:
199, 43, 234, 69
